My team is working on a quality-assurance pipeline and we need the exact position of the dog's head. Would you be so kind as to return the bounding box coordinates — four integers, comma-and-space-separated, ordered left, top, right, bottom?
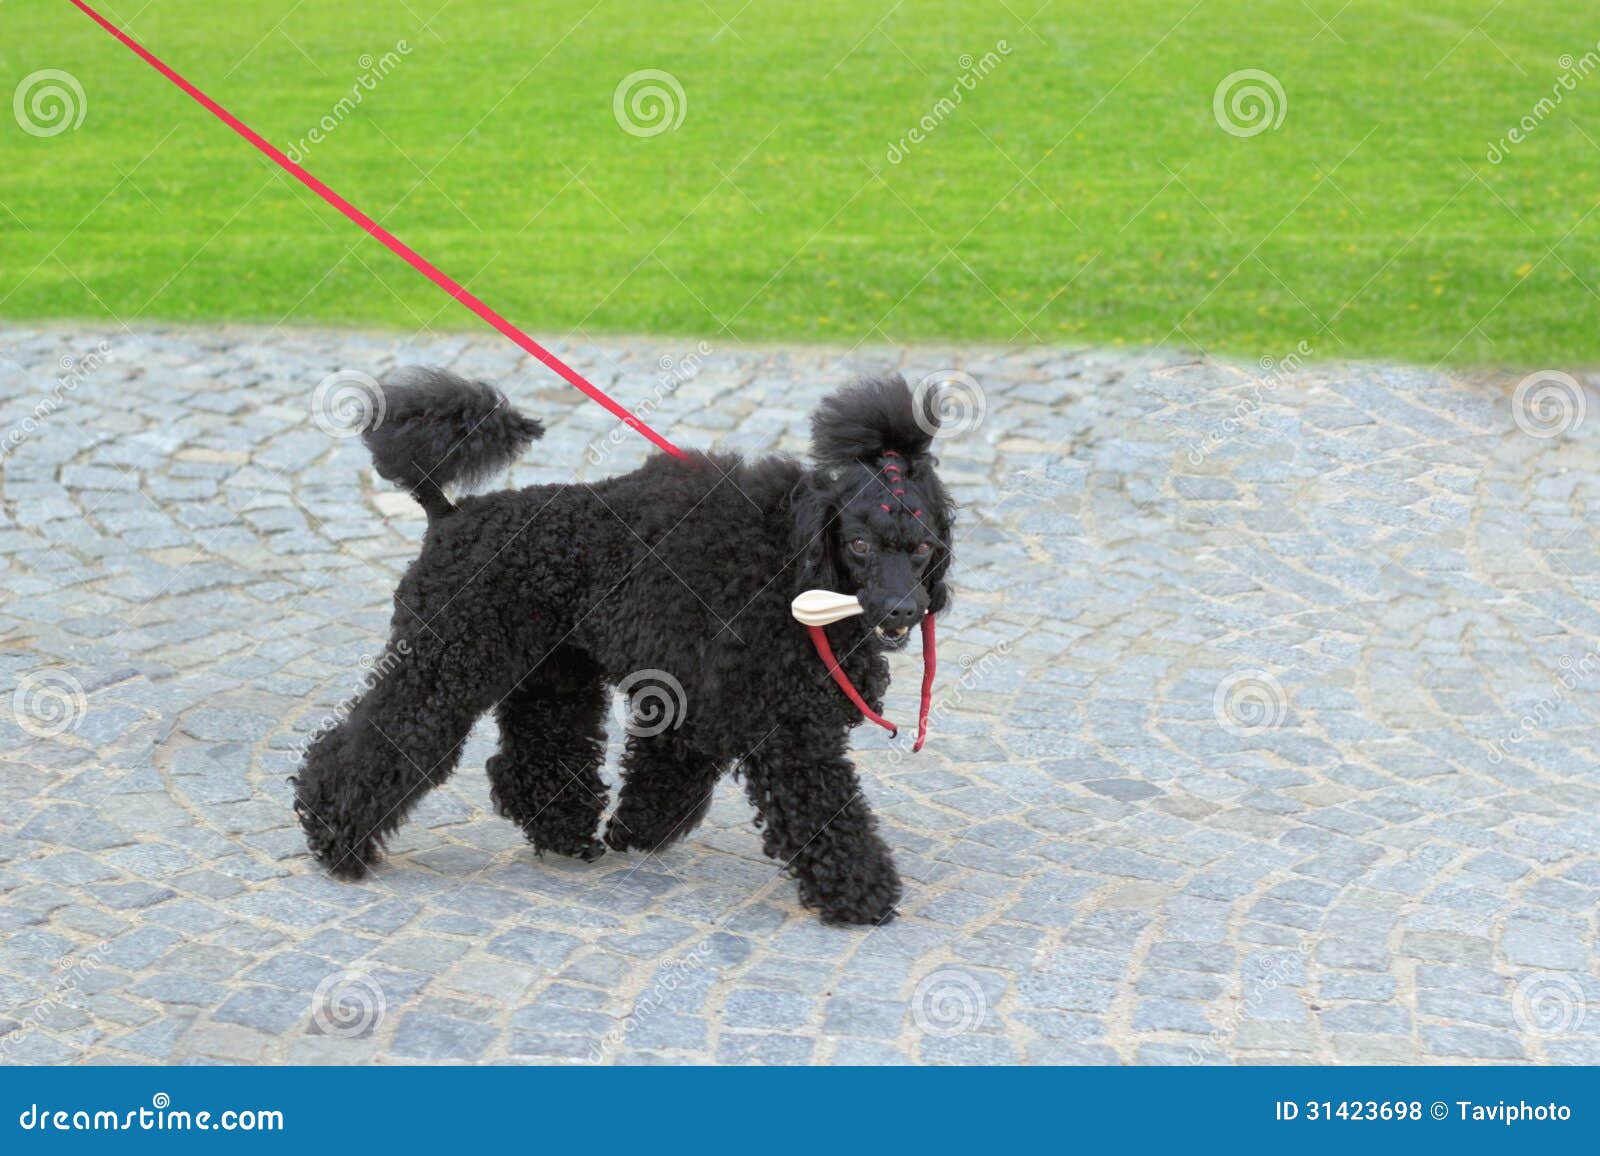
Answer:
791, 376, 955, 649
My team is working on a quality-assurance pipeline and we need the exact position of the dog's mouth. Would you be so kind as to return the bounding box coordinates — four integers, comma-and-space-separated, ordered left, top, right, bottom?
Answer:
873, 624, 911, 647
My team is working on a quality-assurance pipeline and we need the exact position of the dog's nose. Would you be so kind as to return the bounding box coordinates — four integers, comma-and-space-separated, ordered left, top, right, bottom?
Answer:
877, 600, 921, 626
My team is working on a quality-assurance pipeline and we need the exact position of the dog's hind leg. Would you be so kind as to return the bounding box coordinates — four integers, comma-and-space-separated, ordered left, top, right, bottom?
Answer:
487, 646, 610, 861
295, 634, 497, 879
603, 730, 724, 853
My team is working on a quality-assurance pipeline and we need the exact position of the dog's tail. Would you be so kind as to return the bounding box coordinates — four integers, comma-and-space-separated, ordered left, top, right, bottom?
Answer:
362, 367, 544, 520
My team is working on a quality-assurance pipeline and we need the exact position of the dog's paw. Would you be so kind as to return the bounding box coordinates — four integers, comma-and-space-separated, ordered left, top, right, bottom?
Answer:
535, 834, 608, 862
318, 841, 379, 880
804, 872, 903, 927
818, 897, 900, 927
602, 820, 632, 853
603, 815, 662, 853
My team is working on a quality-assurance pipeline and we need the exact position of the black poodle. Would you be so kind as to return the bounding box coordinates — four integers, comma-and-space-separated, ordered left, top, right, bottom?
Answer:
292, 370, 954, 925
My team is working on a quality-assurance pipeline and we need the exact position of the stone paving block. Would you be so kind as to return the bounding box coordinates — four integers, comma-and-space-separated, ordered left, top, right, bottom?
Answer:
620, 1012, 708, 1052
1422, 1025, 1526, 1061
716, 1032, 815, 1064
212, 986, 311, 1035
389, 1013, 497, 1061
2, 325, 1597, 1065
722, 988, 814, 1032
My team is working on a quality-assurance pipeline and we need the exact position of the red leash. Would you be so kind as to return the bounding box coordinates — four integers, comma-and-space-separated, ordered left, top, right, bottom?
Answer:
806, 624, 899, 737
914, 613, 935, 752
805, 614, 936, 751
68, 0, 686, 462
75, 1, 944, 746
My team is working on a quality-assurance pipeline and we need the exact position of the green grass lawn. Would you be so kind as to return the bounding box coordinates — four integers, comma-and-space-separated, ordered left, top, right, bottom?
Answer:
2, 1, 1597, 365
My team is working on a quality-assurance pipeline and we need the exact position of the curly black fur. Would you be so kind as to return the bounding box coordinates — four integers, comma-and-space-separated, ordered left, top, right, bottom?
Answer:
363, 367, 544, 518
810, 374, 939, 467
292, 371, 955, 925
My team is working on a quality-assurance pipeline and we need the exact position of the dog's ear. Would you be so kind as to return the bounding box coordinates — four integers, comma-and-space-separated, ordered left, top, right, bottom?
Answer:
789, 471, 842, 593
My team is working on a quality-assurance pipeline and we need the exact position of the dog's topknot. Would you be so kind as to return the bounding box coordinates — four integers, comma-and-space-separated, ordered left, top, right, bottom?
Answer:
809, 375, 938, 468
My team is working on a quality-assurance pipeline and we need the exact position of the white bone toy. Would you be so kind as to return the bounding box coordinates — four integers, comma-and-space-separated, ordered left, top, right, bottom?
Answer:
790, 589, 865, 627
791, 589, 936, 751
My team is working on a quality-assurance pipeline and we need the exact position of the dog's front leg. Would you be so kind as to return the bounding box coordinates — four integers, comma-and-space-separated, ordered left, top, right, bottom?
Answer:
742, 733, 901, 925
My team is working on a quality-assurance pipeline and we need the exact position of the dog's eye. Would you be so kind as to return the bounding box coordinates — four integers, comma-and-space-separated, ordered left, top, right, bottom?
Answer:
912, 542, 933, 559
849, 538, 870, 556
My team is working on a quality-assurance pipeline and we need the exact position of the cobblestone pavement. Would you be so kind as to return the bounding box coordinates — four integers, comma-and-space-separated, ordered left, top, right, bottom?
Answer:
1, 322, 1598, 1066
